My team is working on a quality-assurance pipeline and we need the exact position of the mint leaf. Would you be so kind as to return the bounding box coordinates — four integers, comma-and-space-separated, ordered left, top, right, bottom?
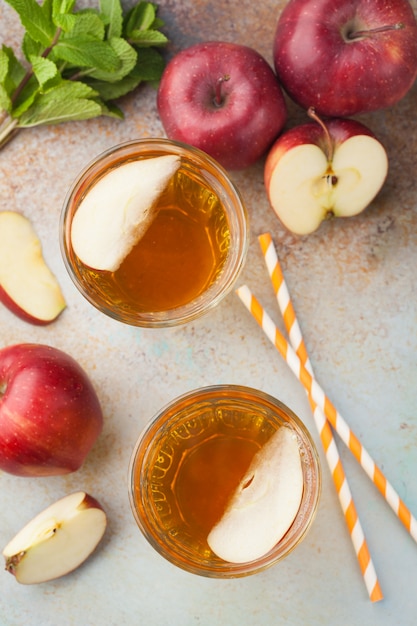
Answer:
100, 0, 123, 39
0, 45, 26, 94
52, 36, 121, 70
30, 55, 60, 91
56, 12, 106, 39
124, 2, 156, 35
52, 0, 76, 18
5, 0, 56, 47
22, 32, 44, 61
0, 85, 12, 113
128, 29, 167, 48
17, 79, 104, 126
87, 37, 137, 82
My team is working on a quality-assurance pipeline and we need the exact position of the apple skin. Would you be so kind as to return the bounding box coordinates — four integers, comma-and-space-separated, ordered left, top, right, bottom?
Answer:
273, 0, 417, 117
0, 344, 103, 477
0, 285, 63, 326
157, 41, 287, 170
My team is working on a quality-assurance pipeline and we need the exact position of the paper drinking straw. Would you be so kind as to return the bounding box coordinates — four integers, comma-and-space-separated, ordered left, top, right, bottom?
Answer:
258, 232, 382, 602
236, 284, 417, 546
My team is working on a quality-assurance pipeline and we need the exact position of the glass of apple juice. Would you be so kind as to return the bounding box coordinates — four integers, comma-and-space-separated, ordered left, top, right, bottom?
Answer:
60, 139, 248, 328
129, 385, 321, 577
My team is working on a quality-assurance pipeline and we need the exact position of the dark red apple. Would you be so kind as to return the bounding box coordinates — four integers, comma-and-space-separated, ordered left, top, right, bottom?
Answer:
157, 41, 287, 170
273, 0, 417, 117
0, 344, 103, 477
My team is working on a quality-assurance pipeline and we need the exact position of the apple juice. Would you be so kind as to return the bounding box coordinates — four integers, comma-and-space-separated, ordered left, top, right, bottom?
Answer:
129, 386, 321, 576
61, 139, 248, 327
69, 162, 229, 313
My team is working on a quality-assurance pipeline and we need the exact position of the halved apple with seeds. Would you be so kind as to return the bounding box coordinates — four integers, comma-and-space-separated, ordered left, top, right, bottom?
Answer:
3, 492, 107, 584
264, 108, 389, 235
0, 211, 66, 325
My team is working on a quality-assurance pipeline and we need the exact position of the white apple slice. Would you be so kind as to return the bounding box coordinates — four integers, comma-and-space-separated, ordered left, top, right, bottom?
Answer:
207, 426, 303, 563
71, 154, 181, 272
3, 491, 107, 584
0, 211, 66, 325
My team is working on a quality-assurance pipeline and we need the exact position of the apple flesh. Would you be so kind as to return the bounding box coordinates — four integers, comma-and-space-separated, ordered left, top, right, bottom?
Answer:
264, 111, 389, 235
0, 343, 103, 477
208, 427, 303, 563
71, 155, 181, 272
3, 492, 107, 584
0, 211, 66, 325
273, 0, 417, 117
157, 41, 287, 170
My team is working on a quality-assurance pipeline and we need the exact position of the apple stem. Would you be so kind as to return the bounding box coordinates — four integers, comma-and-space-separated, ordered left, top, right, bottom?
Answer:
307, 107, 334, 162
347, 22, 404, 40
213, 75, 230, 107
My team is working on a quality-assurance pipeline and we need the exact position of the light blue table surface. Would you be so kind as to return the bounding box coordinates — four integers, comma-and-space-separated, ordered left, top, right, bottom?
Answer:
1, 1, 416, 624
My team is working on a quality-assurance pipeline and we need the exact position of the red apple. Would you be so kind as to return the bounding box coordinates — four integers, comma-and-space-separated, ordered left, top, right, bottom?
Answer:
273, 0, 417, 117
264, 109, 389, 235
0, 211, 66, 325
157, 41, 287, 170
0, 344, 103, 477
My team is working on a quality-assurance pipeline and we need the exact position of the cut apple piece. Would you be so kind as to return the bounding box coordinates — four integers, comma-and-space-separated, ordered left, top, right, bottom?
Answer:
207, 426, 303, 563
0, 211, 66, 325
71, 154, 181, 272
3, 492, 107, 584
264, 114, 388, 235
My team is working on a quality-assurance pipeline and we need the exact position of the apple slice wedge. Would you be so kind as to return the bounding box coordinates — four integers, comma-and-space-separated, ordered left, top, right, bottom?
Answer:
71, 154, 181, 272
207, 426, 303, 563
3, 492, 107, 584
264, 111, 388, 235
0, 211, 66, 325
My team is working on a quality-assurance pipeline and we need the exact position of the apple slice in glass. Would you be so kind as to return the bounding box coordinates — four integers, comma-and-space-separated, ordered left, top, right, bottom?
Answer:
70, 154, 180, 272
207, 426, 303, 563
3, 492, 107, 584
0, 211, 66, 325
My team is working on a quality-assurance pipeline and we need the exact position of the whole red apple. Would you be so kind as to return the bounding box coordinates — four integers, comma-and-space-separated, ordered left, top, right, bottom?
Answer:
157, 41, 287, 170
273, 0, 417, 117
0, 344, 103, 477
264, 109, 388, 234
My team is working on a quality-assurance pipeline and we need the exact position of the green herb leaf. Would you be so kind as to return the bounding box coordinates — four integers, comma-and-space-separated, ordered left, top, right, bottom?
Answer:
52, 36, 121, 70
128, 28, 167, 48
30, 56, 60, 91
124, 2, 156, 35
0, 0, 169, 149
100, 0, 123, 39
5, 0, 56, 47
17, 79, 105, 126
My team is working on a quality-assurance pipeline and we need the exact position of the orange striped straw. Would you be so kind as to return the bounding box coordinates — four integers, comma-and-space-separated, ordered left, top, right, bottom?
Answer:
236, 284, 417, 549
258, 232, 382, 602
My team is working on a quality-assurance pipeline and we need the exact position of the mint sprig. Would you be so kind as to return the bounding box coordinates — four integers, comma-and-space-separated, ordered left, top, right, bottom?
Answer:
0, 0, 168, 149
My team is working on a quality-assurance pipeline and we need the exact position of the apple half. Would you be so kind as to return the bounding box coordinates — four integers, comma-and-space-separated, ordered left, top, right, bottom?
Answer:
207, 426, 303, 563
3, 492, 107, 584
264, 110, 389, 235
71, 154, 181, 272
0, 211, 66, 324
